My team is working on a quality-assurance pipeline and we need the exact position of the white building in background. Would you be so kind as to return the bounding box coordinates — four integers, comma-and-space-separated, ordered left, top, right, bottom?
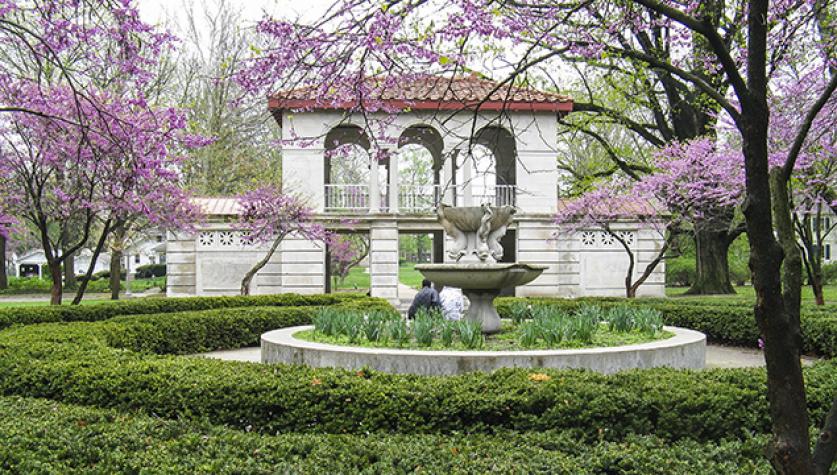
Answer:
12, 230, 166, 279
168, 75, 667, 302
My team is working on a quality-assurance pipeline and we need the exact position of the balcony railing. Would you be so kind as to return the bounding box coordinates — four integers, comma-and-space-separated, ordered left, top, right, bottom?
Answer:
399, 184, 442, 212
324, 184, 369, 211
324, 183, 516, 212
461, 184, 517, 207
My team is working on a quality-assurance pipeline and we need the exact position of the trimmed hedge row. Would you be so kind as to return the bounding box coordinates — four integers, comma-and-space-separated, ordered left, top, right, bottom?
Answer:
496, 297, 837, 357
0, 304, 835, 443
0, 396, 774, 474
0, 292, 372, 330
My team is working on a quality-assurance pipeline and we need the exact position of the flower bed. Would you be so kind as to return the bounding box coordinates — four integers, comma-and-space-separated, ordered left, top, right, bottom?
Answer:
496, 297, 837, 357
299, 305, 672, 351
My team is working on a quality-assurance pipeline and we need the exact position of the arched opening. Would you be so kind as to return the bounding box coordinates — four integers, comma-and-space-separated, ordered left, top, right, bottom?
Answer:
467, 126, 517, 206
397, 125, 444, 211
323, 126, 384, 210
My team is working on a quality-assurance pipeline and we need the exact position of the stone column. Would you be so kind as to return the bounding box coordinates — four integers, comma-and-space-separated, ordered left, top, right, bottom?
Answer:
369, 221, 399, 302
166, 230, 196, 297
369, 151, 381, 213
441, 149, 457, 205
461, 150, 473, 207
388, 148, 399, 212
516, 220, 561, 297
280, 233, 326, 295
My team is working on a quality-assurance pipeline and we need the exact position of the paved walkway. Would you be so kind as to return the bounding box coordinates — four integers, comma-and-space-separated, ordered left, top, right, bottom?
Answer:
198, 344, 817, 369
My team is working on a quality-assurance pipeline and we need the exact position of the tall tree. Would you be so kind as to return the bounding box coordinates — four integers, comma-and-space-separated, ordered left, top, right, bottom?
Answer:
169, 0, 281, 195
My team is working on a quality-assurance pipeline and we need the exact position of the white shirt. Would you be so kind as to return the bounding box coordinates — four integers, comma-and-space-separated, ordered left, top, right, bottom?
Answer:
439, 287, 464, 321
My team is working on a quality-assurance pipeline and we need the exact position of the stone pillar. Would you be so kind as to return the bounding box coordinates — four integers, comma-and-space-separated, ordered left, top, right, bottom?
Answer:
441, 150, 456, 205
369, 221, 399, 302
461, 150, 473, 207
369, 152, 381, 213
388, 148, 399, 212
516, 220, 562, 297
166, 230, 197, 297
279, 233, 326, 294
282, 148, 325, 212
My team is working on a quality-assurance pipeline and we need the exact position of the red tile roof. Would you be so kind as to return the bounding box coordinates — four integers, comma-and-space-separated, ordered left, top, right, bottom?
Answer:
269, 74, 573, 113
192, 197, 242, 216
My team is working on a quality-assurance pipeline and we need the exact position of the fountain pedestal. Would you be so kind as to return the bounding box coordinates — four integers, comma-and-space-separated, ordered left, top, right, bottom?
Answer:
415, 204, 546, 334
463, 290, 502, 333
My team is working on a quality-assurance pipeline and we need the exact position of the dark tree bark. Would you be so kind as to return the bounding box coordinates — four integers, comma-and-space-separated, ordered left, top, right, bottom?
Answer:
47, 261, 62, 305
0, 235, 7, 290
109, 223, 127, 300
687, 227, 736, 294
71, 220, 111, 305
62, 227, 77, 290
737, 1, 813, 467
110, 247, 123, 300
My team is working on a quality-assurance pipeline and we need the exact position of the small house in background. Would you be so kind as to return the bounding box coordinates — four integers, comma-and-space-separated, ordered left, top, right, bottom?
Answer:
11, 229, 167, 279
13, 249, 111, 279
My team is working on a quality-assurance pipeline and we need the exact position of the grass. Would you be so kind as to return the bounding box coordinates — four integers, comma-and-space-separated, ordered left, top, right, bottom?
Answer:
399, 263, 425, 288
666, 284, 837, 304
296, 322, 671, 351
0, 299, 113, 308
332, 263, 426, 291
0, 277, 167, 308
332, 267, 370, 290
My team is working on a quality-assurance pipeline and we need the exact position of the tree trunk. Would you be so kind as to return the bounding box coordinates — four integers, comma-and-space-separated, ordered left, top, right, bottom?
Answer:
110, 224, 127, 300
48, 260, 62, 305
110, 248, 122, 300
813, 397, 837, 475
61, 225, 77, 290
72, 221, 111, 305
628, 238, 673, 299
687, 227, 735, 294
743, 114, 813, 472
811, 274, 825, 306
241, 233, 284, 296
0, 235, 7, 290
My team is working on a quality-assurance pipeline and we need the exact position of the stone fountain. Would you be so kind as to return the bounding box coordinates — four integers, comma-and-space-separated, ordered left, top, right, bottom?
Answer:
415, 204, 547, 334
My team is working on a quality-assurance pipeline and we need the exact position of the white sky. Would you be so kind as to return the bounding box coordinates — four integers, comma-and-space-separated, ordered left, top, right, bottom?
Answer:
137, 0, 335, 32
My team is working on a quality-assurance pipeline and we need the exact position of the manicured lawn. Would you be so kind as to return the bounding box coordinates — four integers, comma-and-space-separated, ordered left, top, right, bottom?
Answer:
0, 299, 111, 308
399, 263, 425, 289
332, 263, 426, 290
666, 284, 837, 304
333, 267, 370, 290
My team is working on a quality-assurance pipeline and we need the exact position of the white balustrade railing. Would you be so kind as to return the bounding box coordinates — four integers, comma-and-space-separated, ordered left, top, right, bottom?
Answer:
324, 184, 369, 211
399, 184, 442, 212
464, 185, 517, 207
325, 183, 516, 212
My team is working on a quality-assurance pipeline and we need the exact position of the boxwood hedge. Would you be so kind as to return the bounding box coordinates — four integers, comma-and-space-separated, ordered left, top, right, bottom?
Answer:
496, 297, 837, 357
0, 301, 835, 444
0, 396, 774, 474
0, 292, 371, 330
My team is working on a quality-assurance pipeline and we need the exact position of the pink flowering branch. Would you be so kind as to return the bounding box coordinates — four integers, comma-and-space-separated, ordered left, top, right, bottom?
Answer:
235, 186, 328, 295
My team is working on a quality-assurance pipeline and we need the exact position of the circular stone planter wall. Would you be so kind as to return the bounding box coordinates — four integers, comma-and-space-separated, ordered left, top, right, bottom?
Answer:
261, 326, 706, 375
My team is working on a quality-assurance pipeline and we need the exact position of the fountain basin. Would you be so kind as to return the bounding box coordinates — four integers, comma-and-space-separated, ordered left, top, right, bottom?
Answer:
415, 263, 546, 333
414, 263, 547, 290
261, 326, 707, 375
